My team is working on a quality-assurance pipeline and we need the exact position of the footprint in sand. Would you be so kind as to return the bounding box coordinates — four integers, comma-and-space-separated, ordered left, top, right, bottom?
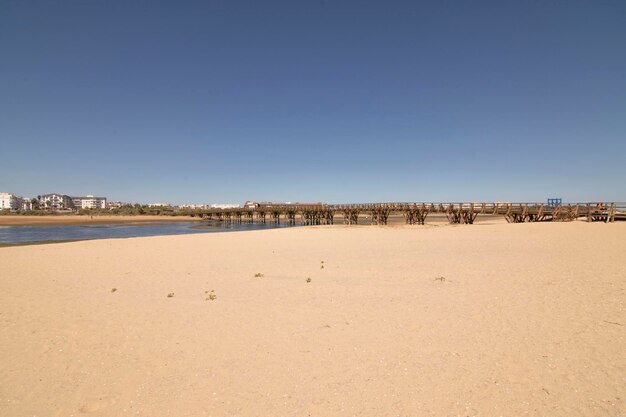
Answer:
79, 395, 116, 413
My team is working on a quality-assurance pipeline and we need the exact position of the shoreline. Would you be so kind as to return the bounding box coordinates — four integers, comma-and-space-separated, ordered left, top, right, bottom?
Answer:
0, 238, 91, 248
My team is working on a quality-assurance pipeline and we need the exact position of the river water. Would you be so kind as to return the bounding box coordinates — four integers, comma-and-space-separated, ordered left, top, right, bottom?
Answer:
0, 221, 296, 246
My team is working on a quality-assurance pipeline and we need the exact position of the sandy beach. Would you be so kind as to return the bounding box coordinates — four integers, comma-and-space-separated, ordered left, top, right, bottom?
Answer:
0, 215, 203, 226
1, 219, 624, 416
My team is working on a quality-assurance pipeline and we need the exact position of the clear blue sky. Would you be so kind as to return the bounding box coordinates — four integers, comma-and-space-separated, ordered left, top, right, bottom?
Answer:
1, 1, 625, 204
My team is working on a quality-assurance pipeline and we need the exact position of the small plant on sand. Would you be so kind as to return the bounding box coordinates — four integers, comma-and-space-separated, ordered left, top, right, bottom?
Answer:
206, 290, 217, 301
254, 272, 264, 278
434, 276, 446, 282
167, 292, 175, 298
306, 277, 312, 283
111, 288, 117, 293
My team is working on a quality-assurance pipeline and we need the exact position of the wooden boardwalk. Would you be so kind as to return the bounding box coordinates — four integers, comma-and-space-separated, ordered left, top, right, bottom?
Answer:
181, 202, 625, 225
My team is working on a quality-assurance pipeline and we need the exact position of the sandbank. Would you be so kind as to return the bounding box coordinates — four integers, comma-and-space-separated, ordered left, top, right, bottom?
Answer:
0, 215, 203, 226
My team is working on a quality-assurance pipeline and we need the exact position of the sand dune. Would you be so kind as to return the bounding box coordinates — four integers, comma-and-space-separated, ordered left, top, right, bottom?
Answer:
0, 219, 624, 416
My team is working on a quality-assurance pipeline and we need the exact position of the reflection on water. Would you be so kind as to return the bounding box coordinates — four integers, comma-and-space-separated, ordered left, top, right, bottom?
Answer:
0, 221, 297, 245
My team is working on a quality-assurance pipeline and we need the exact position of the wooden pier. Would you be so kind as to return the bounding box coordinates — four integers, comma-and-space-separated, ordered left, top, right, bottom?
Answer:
181, 202, 624, 226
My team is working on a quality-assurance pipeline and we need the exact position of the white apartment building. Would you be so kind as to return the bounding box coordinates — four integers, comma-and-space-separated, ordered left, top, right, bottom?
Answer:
21, 198, 33, 210
107, 201, 128, 209
210, 203, 241, 209
179, 204, 209, 210
71, 195, 107, 209
38, 194, 75, 210
0, 192, 22, 211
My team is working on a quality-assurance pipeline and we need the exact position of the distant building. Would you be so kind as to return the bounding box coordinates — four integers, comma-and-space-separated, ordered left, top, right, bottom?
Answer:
148, 203, 171, 208
71, 195, 107, 209
21, 198, 33, 211
247, 201, 323, 208
76, 196, 106, 209
179, 204, 209, 210
38, 194, 75, 211
0, 192, 22, 211
107, 201, 128, 209
107, 201, 133, 209
210, 203, 241, 209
